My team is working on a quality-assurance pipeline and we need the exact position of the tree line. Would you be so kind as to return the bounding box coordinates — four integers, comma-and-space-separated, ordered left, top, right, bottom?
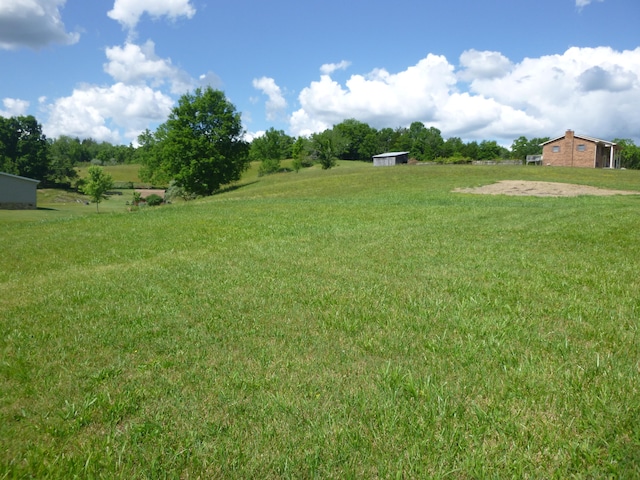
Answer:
2, 88, 640, 195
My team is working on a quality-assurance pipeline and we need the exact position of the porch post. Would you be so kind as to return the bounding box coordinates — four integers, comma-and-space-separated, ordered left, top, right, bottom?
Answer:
610, 146, 614, 169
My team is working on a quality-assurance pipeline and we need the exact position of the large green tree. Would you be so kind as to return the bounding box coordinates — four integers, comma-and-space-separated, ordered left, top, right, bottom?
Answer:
334, 118, 377, 160
0, 115, 49, 182
154, 87, 249, 196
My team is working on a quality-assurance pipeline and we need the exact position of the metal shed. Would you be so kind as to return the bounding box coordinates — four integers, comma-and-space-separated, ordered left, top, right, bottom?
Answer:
0, 172, 40, 209
372, 151, 409, 167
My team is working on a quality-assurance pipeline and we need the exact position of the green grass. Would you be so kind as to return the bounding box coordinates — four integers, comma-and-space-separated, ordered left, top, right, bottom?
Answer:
76, 163, 144, 183
2, 163, 640, 478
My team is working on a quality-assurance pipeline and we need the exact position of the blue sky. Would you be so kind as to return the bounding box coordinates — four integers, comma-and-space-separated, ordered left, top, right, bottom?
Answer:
1, 0, 639, 146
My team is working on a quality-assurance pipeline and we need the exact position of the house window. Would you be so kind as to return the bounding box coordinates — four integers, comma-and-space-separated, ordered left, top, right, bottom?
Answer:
577, 144, 586, 152
552, 146, 560, 153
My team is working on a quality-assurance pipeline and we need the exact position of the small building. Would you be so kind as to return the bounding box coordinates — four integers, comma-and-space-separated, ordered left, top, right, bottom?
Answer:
0, 172, 40, 209
372, 151, 409, 167
540, 130, 621, 168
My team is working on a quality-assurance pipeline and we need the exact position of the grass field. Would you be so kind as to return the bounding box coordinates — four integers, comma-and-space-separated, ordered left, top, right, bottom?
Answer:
1, 163, 639, 478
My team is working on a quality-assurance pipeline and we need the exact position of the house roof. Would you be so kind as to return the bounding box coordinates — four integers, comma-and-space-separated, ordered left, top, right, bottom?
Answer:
0, 172, 40, 184
540, 134, 617, 147
372, 151, 410, 158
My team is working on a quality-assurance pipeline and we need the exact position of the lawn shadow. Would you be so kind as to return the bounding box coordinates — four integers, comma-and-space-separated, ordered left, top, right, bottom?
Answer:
215, 181, 258, 195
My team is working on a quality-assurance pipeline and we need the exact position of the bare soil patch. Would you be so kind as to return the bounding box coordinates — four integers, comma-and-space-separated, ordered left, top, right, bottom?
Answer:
454, 180, 640, 197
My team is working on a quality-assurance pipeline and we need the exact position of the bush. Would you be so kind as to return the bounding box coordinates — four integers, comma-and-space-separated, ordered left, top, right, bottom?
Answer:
165, 180, 199, 202
145, 194, 163, 206
434, 155, 472, 165
258, 158, 281, 177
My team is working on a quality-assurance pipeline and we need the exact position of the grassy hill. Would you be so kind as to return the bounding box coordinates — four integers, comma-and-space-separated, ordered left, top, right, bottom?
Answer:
1, 163, 639, 477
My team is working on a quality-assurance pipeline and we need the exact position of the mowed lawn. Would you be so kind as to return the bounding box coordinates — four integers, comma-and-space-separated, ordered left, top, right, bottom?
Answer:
1, 163, 639, 478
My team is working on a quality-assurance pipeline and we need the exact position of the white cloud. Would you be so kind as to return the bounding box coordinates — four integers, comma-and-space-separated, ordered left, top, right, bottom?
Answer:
0, 0, 79, 50
288, 47, 640, 144
466, 46, 640, 140
458, 49, 512, 81
576, 0, 604, 8
108, 0, 196, 30
252, 77, 287, 121
43, 83, 174, 143
290, 54, 456, 137
0, 98, 30, 117
104, 40, 193, 94
320, 60, 352, 76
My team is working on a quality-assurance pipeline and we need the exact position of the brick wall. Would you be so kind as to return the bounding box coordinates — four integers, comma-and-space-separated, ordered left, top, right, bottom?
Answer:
542, 130, 596, 167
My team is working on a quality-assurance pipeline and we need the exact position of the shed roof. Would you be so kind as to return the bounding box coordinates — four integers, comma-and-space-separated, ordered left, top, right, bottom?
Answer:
372, 151, 410, 158
0, 172, 40, 184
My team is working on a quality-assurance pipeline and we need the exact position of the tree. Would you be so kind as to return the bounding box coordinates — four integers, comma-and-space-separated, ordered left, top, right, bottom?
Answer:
334, 118, 377, 160
614, 139, 640, 169
249, 127, 294, 175
0, 115, 49, 182
310, 129, 347, 169
154, 87, 249, 196
81, 165, 114, 212
137, 127, 171, 186
47, 136, 80, 186
510, 136, 549, 160
477, 140, 508, 160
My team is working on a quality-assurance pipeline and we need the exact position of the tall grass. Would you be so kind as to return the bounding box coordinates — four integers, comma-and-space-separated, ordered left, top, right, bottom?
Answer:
1, 164, 639, 478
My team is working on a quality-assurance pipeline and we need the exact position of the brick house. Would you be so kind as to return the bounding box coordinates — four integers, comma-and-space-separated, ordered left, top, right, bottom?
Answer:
540, 130, 621, 168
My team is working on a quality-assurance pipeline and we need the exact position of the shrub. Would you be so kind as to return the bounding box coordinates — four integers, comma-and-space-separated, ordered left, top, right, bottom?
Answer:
258, 158, 281, 177
145, 194, 163, 206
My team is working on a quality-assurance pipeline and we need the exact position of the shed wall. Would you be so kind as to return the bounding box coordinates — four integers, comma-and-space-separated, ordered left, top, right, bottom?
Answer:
0, 174, 38, 209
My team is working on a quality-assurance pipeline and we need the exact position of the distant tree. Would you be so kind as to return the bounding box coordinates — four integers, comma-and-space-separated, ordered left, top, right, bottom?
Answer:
153, 87, 249, 196
441, 136, 465, 158
510, 136, 549, 160
391, 123, 444, 161
462, 140, 479, 160
334, 118, 377, 160
81, 165, 114, 212
614, 139, 640, 169
477, 140, 506, 160
376, 127, 399, 154
250, 127, 294, 175
0, 115, 49, 182
48, 135, 81, 186
310, 129, 347, 169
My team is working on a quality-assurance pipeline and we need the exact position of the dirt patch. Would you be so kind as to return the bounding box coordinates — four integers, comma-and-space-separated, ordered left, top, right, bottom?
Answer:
453, 180, 640, 197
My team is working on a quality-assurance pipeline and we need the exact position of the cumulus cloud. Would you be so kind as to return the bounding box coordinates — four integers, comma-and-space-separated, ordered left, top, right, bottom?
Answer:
252, 77, 287, 121
465, 46, 640, 140
290, 54, 456, 137
0, 98, 30, 117
458, 49, 512, 81
320, 60, 352, 76
104, 40, 193, 94
288, 46, 640, 144
0, 0, 79, 50
43, 83, 174, 143
108, 0, 196, 30
578, 65, 637, 92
